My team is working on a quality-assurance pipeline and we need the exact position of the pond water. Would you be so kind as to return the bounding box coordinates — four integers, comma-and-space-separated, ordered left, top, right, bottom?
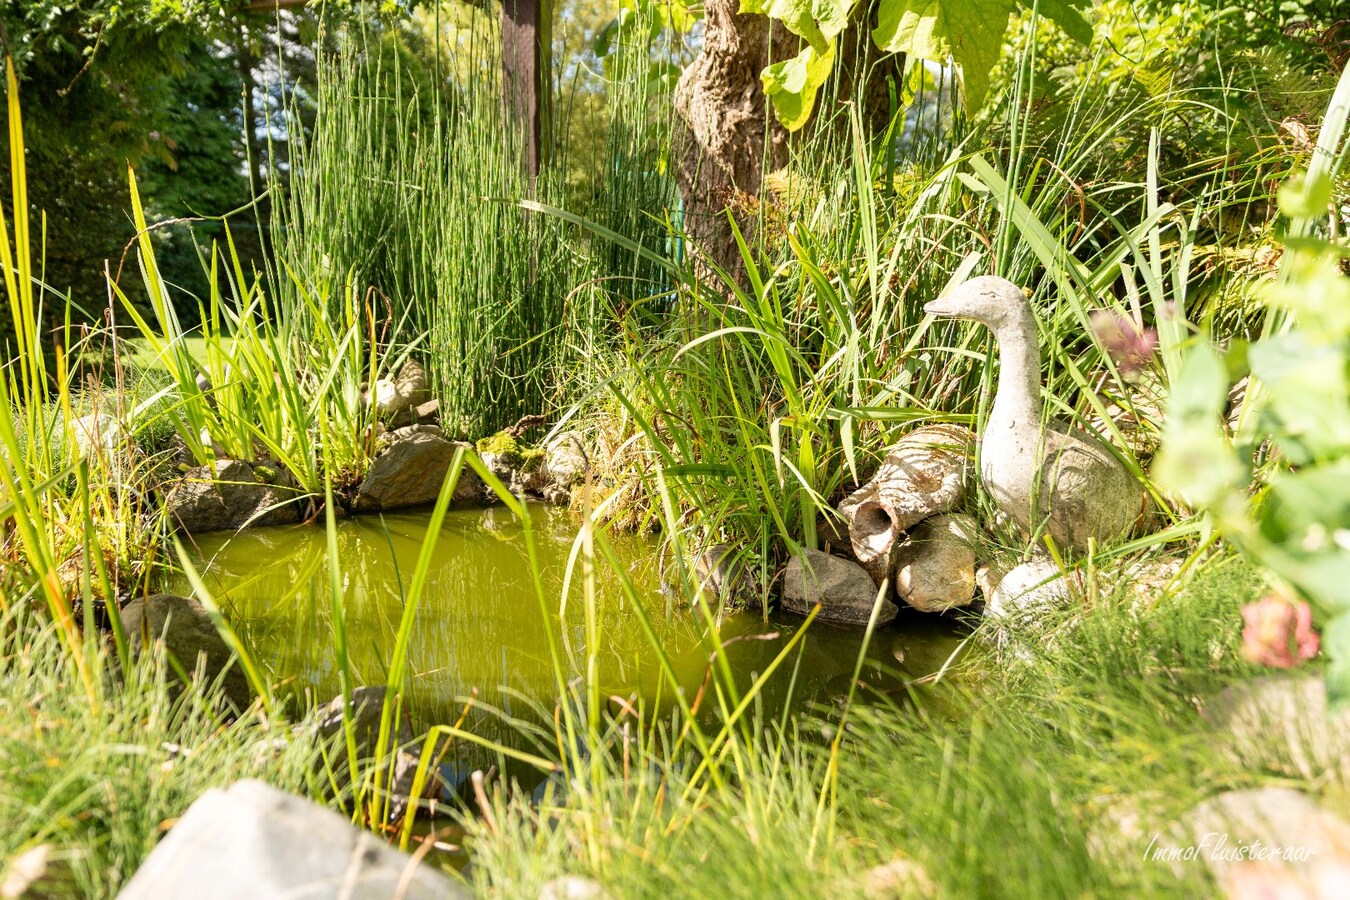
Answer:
174, 504, 968, 758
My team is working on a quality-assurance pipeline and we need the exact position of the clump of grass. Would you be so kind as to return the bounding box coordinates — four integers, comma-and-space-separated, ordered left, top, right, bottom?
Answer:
0, 608, 322, 898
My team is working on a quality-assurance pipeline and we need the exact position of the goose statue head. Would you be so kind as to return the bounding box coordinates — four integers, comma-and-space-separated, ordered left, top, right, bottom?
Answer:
923, 275, 1032, 332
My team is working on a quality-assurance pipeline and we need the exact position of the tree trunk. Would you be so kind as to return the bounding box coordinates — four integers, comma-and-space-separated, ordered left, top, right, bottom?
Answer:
502, 0, 553, 182
673, 0, 790, 284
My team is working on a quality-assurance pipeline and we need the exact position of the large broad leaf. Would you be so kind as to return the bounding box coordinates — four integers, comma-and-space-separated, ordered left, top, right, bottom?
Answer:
1015, 0, 1093, 44
872, 0, 1017, 110
763, 41, 839, 132
742, 0, 856, 53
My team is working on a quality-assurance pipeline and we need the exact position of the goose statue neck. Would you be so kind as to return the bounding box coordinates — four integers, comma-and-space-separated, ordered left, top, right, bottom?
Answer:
924, 275, 1148, 554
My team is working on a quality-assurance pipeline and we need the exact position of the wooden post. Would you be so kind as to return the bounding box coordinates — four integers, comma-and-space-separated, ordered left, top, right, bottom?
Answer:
501, 0, 552, 180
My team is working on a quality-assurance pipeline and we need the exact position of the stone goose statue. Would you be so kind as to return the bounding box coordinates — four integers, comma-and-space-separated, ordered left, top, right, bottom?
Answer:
924, 275, 1147, 554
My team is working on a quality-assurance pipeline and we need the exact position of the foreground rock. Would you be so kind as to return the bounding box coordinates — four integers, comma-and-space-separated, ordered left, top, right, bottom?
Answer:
164, 458, 303, 533
354, 425, 483, 512
983, 555, 1184, 623
541, 430, 589, 502
1203, 675, 1350, 783
839, 424, 973, 584
780, 549, 897, 626
121, 593, 252, 713
1176, 788, 1350, 897
893, 513, 979, 613
117, 780, 467, 899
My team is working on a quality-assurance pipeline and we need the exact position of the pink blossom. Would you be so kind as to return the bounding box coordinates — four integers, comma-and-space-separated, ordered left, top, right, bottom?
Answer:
1089, 310, 1158, 376
1240, 596, 1320, 668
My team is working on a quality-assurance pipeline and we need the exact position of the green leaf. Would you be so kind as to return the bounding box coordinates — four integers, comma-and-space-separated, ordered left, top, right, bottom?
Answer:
1015, 0, 1094, 45
762, 41, 838, 131
872, 0, 1016, 110
743, 0, 856, 53
1278, 169, 1333, 221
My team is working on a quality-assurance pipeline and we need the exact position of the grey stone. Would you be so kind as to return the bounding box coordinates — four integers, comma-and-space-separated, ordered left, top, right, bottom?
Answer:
393, 359, 431, 407
354, 426, 483, 512
116, 779, 467, 900
543, 431, 589, 489
121, 593, 252, 713
1203, 675, 1350, 783
314, 688, 435, 823
983, 559, 1075, 621
691, 543, 757, 606
894, 513, 979, 613
164, 458, 303, 533
1179, 788, 1350, 896
780, 549, 897, 627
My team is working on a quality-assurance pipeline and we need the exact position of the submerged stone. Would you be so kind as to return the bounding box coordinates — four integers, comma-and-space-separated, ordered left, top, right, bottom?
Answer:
780, 549, 897, 627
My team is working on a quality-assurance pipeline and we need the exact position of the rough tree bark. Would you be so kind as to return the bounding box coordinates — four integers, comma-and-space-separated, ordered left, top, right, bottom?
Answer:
674, 1, 905, 283
673, 0, 791, 283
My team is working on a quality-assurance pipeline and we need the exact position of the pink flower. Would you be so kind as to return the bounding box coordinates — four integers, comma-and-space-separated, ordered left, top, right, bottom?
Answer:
1089, 310, 1158, 376
1240, 596, 1320, 668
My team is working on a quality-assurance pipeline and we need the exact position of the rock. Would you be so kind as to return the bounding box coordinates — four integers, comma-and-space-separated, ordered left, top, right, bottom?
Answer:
780, 549, 897, 627
538, 876, 610, 900
893, 513, 979, 613
815, 513, 856, 562
121, 593, 253, 713
370, 379, 404, 415
839, 424, 973, 585
983, 559, 1075, 621
691, 543, 757, 606
164, 458, 303, 533
1203, 675, 1350, 783
543, 431, 588, 490
393, 359, 431, 406
354, 426, 483, 512
1175, 788, 1350, 897
314, 688, 436, 822
858, 857, 938, 898
116, 779, 466, 899
414, 398, 440, 422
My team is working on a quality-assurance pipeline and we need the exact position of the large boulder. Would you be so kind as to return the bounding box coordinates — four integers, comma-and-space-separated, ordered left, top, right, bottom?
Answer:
121, 593, 252, 713
164, 458, 303, 533
893, 513, 979, 613
780, 549, 897, 627
542, 431, 589, 501
839, 424, 973, 584
353, 425, 483, 512
117, 779, 467, 899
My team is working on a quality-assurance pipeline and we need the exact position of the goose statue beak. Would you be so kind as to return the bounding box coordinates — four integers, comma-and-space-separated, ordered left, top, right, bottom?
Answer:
924, 296, 958, 317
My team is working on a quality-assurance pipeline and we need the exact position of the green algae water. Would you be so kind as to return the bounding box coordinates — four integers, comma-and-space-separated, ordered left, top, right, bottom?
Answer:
175, 504, 967, 744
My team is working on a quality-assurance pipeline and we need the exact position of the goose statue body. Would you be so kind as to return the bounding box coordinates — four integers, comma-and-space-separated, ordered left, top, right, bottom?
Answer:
924, 276, 1146, 554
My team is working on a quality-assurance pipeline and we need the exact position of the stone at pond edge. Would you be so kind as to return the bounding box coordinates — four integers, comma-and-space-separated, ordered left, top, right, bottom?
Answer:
780, 548, 897, 627
116, 779, 466, 900
538, 876, 612, 900
690, 542, 758, 606
354, 425, 483, 512
164, 458, 303, 533
120, 593, 252, 714
313, 687, 437, 823
543, 431, 589, 489
893, 513, 979, 613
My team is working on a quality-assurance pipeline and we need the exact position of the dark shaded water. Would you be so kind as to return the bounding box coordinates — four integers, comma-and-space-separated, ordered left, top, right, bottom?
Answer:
174, 504, 968, 751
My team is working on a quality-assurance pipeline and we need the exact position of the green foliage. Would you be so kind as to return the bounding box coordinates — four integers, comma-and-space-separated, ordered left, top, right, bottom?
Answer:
1156, 65, 1350, 705
748, 0, 1091, 130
